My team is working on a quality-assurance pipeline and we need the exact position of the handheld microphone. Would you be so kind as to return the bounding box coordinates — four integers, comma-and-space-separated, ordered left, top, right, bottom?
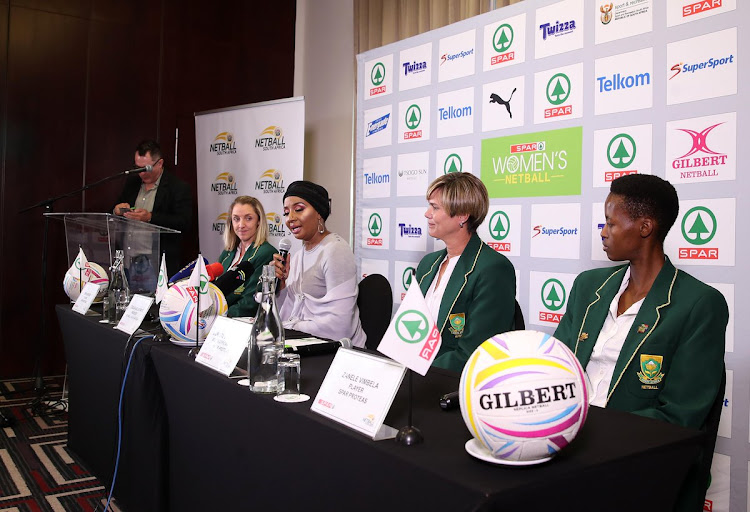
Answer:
212, 259, 257, 295
168, 257, 209, 284
275, 238, 292, 294
124, 164, 153, 175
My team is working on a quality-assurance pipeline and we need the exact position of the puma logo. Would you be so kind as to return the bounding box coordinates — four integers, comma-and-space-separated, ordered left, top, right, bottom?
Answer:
489, 88, 517, 119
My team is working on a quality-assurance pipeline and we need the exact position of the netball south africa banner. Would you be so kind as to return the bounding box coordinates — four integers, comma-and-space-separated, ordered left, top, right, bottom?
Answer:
194, 97, 305, 260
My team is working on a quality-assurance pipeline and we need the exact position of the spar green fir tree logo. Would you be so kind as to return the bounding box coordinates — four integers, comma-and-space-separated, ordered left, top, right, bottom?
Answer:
401, 267, 416, 300
404, 104, 423, 140
540, 278, 566, 323
490, 23, 515, 66
545, 73, 572, 119
486, 210, 511, 252
395, 310, 430, 344
443, 153, 463, 174
370, 62, 387, 95
679, 206, 718, 260
366, 212, 384, 247
605, 133, 638, 182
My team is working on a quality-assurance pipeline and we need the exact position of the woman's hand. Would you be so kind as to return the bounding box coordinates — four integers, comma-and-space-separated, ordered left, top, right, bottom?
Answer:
271, 252, 290, 291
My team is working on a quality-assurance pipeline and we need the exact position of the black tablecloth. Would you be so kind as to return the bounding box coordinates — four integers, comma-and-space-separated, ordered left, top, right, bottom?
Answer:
58, 304, 703, 512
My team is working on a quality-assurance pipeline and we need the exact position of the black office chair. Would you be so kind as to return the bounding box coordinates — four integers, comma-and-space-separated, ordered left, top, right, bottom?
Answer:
674, 365, 726, 512
513, 299, 525, 330
357, 274, 393, 350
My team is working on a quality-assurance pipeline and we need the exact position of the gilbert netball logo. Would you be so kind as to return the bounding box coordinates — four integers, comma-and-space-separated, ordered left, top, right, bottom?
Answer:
367, 213, 383, 247
490, 24, 515, 66
545, 73, 572, 119
209, 132, 237, 155
443, 153, 463, 174
540, 278, 566, 323
404, 104, 423, 140
487, 210, 511, 252
679, 206, 718, 260
395, 310, 429, 343
370, 62, 386, 96
672, 123, 727, 180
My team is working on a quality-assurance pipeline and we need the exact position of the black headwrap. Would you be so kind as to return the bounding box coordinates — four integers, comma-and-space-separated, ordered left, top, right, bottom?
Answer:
283, 181, 331, 220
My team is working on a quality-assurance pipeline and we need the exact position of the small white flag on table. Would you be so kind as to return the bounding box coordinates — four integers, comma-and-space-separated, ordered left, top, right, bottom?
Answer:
377, 281, 441, 376
67, 247, 89, 278
187, 254, 211, 312
155, 253, 168, 304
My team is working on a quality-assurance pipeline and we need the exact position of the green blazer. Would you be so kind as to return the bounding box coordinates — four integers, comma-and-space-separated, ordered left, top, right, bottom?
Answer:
554, 257, 727, 429
416, 233, 516, 373
217, 241, 276, 318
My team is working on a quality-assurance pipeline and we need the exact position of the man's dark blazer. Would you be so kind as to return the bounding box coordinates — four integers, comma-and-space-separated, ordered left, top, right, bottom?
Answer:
115, 170, 192, 273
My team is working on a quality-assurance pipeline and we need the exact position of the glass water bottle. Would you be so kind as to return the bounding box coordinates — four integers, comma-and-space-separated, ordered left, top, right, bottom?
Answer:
108, 250, 130, 323
248, 265, 285, 393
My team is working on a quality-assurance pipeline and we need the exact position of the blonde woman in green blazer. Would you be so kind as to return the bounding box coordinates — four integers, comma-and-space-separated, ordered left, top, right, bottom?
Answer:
416, 173, 516, 373
216, 196, 276, 318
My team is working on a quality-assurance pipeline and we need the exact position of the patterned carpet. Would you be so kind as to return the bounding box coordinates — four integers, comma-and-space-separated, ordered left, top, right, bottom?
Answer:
0, 376, 120, 512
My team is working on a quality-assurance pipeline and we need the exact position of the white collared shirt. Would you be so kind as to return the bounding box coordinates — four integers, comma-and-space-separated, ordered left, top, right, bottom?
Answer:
425, 255, 458, 323
586, 267, 644, 407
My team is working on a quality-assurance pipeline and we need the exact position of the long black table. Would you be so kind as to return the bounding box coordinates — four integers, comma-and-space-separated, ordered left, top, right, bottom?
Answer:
58, 305, 703, 511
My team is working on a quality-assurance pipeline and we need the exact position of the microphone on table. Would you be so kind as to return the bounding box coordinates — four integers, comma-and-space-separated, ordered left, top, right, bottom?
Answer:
168, 257, 209, 284
275, 238, 292, 295
211, 260, 256, 295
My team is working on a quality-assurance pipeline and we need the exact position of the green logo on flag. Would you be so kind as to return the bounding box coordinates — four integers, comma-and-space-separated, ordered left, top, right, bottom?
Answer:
395, 310, 429, 344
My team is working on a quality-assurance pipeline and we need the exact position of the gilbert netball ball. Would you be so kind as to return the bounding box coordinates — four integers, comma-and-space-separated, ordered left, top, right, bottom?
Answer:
159, 282, 228, 344
63, 262, 109, 301
459, 330, 589, 464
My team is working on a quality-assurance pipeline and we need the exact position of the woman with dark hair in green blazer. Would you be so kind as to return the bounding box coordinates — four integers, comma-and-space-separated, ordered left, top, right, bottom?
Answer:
416, 173, 516, 373
216, 196, 276, 318
554, 174, 727, 512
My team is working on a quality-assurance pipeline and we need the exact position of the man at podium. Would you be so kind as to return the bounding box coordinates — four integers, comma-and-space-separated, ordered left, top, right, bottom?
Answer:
112, 139, 192, 275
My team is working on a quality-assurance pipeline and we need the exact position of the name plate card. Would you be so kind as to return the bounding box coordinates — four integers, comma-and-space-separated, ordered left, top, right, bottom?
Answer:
311, 348, 406, 440
72, 283, 100, 315
196, 316, 253, 376
115, 295, 154, 335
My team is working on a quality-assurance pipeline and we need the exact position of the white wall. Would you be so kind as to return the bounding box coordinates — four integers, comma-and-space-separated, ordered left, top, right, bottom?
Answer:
293, 0, 356, 243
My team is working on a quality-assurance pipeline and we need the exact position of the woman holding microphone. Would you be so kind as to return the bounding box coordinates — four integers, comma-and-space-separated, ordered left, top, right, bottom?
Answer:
272, 181, 366, 347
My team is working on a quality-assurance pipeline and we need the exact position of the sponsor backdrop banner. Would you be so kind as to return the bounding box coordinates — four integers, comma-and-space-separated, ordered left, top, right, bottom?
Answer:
195, 97, 305, 260
355, 1, 745, 510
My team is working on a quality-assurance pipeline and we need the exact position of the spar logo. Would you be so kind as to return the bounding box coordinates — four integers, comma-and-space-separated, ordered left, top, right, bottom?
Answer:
539, 19, 577, 41
683, 0, 722, 17
605, 133, 638, 182
669, 54, 734, 80
367, 213, 383, 246
540, 278, 566, 323
209, 132, 237, 155
212, 213, 228, 235
600, 3, 613, 24
403, 60, 427, 76
401, 267, 415, 300
487, 210, 510, 252
255, 169, 285, 194
404, 104, 423, 140
395, 310, 440, 360
490, 23, 515, 66
679, 206, 718, 260
545, 73, 573, 119
672, 123, 727, 180
370, 62, 386, 95
255, 126, 286, 151
444, 153, 463, 174
266, 212, 286, 238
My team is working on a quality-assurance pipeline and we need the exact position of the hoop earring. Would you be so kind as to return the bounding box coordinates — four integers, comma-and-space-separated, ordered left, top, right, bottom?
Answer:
318, 218, 325, 234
